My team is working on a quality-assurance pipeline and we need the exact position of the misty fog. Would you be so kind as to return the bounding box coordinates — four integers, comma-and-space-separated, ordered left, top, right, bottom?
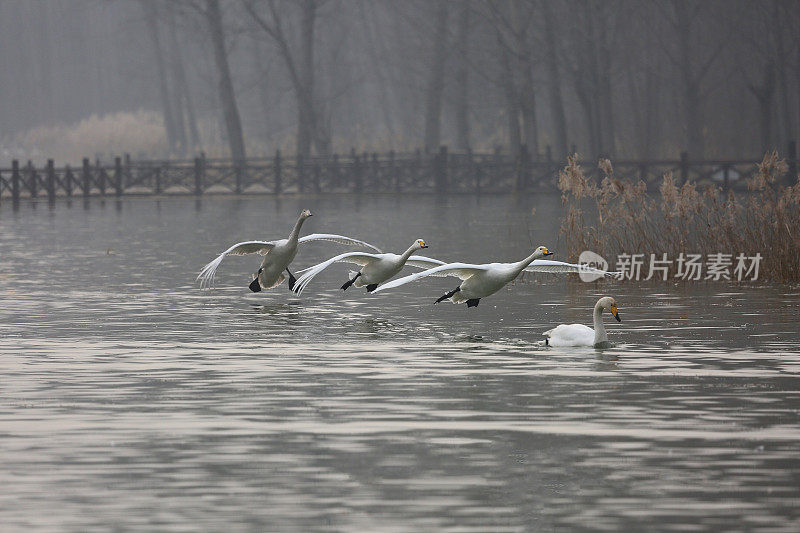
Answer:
0, 0, 798, 165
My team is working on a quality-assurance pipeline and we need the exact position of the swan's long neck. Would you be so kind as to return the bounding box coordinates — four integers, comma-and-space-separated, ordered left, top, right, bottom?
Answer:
593, 301, 608, 345
288, 215, 307, 243
511, 251, 543, 277
399, 245, 418, 263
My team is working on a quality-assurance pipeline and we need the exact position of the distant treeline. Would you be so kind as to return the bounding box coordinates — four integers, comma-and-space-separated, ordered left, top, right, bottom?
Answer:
0, 1, 798, 162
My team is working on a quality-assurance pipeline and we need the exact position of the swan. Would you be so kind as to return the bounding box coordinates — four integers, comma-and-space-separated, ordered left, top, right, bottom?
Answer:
196, 209, 381, 291
291, 239, 446, 295
543, 296, 621, 348
372, 246, 620, 307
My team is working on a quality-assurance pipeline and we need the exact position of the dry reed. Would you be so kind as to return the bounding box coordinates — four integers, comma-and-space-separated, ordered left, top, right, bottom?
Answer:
558, 151, 800, 282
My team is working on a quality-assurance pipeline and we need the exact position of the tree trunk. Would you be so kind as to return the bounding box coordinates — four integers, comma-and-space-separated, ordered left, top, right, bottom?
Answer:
541, 0, 568, 160
643, 49, 659, 159
773, 1, 792, 147
594, 4, 614, 157
166, 5, 187, 156
520, 61, 538, 158
143, 1, 177, 156
748, 63, 776, 151
423, 0, 448, 152
675, 0, 703, 157
516, 4, 537, 158
499, 43, 521, 158
206, 0, 246, 162
454, 1, 470, 150
252, 38, 273, 144
300, 0, 324, 155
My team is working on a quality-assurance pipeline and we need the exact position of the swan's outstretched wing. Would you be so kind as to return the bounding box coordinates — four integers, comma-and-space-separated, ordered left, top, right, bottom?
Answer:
197, 240, 278, 289
405, 256, 447, 270
371, 262, 490, 294
523, 259, 622, 279
298, 233, 382, 252
292, 251, 382, 295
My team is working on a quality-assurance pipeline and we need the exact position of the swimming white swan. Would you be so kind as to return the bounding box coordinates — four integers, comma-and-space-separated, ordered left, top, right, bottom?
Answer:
291, 239, 446, 295
197, 209, 381, 291
543, 296, 621, 348
372, 246, 620, 307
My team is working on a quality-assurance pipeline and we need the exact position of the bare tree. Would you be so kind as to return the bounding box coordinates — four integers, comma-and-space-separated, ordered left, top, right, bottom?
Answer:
540, 0, 568, 160
142, 1, 179, 155
423, 0, 449, 152
205, 0, 246, 162
453, 1, 471, 150
244, 0, 324, 157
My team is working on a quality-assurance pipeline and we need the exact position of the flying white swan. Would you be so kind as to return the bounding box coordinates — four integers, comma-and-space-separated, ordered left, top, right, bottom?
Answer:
196, 209, 381, 291
371, 246, 621, 307
543, 296, 621, 348
291, 239, 446, 295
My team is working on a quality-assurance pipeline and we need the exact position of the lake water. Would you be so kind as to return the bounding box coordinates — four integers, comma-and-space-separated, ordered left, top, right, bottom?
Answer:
1, 194, 799, 532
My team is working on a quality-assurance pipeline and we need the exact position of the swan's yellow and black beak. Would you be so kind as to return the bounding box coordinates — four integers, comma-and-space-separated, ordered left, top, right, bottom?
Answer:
420, 240, 429, 249
542, 247, 554, 257
611, 304, 621, 322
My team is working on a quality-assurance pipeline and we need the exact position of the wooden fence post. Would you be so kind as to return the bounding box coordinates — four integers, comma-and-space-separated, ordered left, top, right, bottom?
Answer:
114, 157, 123, 196
46, 159, 56, 202
331, 154, 340, 188
680, 151, 689, 185
360, 151, 368, 189
435, 145, 448, 193
390, 150, 399, 192
414, 149, 422, 189
153, 166, 161, 194
723, 164, 730, 191
313, 163, 321, 193
98, 166, 107, 196
234, 163, 243, 194
82, 158, 90, 197
297, 154, 305, 193
787, 140, 797, 184
11, 160, 20, 203
124, 153, 131, 188
194, 157, 204, 195
469, 147, 480, 193
27, 161, 37, 198
274, 150, 282, 194
517, 144, 530, 191
64, 165, 73, 197
351, 148, 362, 192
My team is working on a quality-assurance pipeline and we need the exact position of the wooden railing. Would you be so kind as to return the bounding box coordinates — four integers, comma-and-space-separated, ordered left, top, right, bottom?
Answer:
0, 143, 796, 204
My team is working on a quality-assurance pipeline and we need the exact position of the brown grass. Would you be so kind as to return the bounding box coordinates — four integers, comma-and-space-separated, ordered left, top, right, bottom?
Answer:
558, 151, 800, 282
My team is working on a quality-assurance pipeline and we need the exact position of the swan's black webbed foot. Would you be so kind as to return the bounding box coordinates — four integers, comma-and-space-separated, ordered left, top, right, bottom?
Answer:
366, 284, 379, 292
466, 299, 480, 308
341, 272, 361, 290
435, 286, 460, 304
249, 269, 263, 292
286, 268, 297, 291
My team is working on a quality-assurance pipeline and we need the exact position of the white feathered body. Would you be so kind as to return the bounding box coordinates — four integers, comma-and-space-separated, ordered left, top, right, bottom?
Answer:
371, 247, 624, 306
543, 324, 596, 347
452, 263, 518, 302
542, 297, 620, 347
256, 238, 296, 289
196, 209, 382, 291
353, 253, 405, 287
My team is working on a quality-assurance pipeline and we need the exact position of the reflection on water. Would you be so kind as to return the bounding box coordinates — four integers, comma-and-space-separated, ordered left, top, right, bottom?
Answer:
1, 195, 799, 531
